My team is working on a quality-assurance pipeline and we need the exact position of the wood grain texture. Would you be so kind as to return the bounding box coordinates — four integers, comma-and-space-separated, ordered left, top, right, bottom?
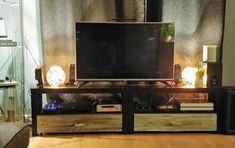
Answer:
134, 113, 217, 131
37, 114, 122, 134
29, 133, 235, 148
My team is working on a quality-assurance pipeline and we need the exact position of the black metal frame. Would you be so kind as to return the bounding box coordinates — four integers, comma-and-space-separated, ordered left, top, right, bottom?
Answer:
223, 88, 235, 134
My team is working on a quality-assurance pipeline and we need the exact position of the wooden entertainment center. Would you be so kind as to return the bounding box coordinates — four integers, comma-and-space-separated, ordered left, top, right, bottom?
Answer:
31, 85, 222, 136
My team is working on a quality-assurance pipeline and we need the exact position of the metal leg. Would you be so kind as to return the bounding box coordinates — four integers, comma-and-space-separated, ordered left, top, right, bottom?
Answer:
7, 88, 15, 122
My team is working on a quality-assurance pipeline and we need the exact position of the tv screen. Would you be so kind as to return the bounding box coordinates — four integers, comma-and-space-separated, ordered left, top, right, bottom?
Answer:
76, 22, 174, 81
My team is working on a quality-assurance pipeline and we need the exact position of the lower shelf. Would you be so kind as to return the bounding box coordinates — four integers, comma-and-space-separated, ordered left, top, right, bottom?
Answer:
37, 114, 122, 134
36, 113, 217, 134
134, 113, 217, 132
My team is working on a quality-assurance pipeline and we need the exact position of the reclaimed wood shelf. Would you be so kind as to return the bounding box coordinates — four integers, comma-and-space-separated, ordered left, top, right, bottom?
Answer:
31, 85, 222, 136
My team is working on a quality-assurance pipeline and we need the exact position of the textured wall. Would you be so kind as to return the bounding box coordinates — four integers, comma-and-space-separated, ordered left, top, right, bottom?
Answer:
40, 0, 225, 80
162, 0, 224, 68
40, 0, 144, 80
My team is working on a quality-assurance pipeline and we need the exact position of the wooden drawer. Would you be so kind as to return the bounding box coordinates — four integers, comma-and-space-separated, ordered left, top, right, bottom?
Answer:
37, 114, 122, 134
134, 113, 217, 131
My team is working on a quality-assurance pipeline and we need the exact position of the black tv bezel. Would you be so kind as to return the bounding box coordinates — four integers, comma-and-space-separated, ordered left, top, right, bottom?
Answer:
75, 21, 175, 82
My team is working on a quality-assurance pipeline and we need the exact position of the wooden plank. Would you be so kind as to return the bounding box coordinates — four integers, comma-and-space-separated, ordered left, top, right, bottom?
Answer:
37, 114, 122, 134
134, 113, 217, 131
29, 133, 235, 148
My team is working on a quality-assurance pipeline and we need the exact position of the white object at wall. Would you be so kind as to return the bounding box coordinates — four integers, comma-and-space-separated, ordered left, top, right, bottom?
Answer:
202, 45, 219, 62
0, 17, 7, 37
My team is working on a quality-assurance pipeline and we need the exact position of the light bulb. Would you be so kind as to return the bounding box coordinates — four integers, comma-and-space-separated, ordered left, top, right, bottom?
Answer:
46, 66, 66, 87
181, 67, 197, 88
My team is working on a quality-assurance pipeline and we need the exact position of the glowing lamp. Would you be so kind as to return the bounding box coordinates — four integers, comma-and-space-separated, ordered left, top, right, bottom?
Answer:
46, 66, 66, 87
203, 73, 207, 88
181, 67, 197, 88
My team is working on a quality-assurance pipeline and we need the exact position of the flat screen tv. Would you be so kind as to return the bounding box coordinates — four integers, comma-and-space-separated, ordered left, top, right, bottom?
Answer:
76, 22, 175, 81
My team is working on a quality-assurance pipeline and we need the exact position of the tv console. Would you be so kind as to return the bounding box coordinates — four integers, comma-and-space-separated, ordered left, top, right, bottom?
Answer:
31, 85, 222, 136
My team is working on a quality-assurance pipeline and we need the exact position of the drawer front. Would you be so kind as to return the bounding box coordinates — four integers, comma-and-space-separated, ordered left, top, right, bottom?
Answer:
37, 114, 122, 134
134, 113, 217, 131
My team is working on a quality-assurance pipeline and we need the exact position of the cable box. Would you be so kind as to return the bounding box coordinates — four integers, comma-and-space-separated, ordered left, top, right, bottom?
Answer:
96, 104, 122, 112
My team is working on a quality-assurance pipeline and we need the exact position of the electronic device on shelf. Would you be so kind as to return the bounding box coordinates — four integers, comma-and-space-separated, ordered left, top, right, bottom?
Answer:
93, 96, 122, 112
96, 104, 122, 112
76, 22, 175, 82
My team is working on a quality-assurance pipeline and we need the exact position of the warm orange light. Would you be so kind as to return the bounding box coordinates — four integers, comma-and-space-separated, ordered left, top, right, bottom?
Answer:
203, 73, 207, 87
46, 66, 66, 88
181, 67, 197, 88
